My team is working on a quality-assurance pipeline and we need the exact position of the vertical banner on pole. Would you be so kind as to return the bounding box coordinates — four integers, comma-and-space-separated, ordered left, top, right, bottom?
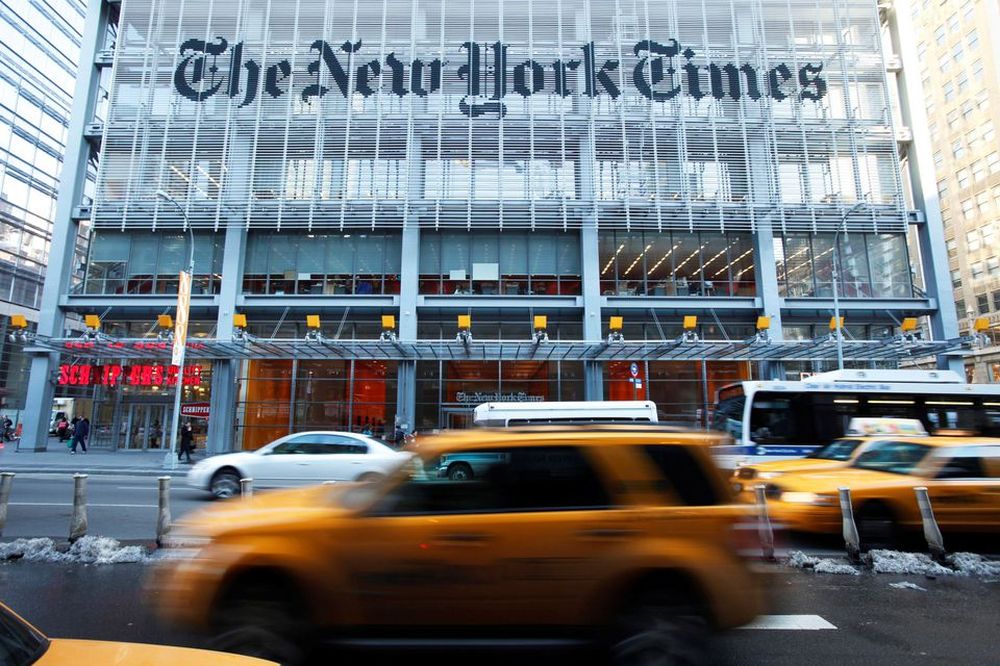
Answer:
172, 271, 192, 369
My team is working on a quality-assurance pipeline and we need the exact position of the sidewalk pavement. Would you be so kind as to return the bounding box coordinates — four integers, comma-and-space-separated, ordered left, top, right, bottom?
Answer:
0, 438, 204, 477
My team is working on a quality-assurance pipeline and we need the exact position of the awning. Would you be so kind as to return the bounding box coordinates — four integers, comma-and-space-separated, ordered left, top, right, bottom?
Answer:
27, 334, 969, 363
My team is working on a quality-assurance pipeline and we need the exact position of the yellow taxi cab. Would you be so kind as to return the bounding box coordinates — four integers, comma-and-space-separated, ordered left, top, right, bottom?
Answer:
730, 418, 930, 500
756, 435, 1000, 545
149, 425, 768, 666
0, 601, 275, 665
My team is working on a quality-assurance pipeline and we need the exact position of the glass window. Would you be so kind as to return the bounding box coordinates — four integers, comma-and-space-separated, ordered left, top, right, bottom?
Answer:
853, 441, 932, 475
640, 445, 721, 505
868, 234, 911, 297
977, 293, 989, 314
807, 439, 862, 462
0, 604, 47, 665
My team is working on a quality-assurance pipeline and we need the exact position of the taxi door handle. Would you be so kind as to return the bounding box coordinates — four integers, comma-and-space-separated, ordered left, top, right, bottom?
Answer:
577, 528, 636, 538
434, 533, 491, 543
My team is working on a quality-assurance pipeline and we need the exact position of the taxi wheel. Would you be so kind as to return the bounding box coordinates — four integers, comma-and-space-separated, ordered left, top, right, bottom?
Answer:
609, 588, 709, 666
448, 462, 473, 481
211, 579, 307, 666
210, 469, 241, 500
858, 502, 900, 550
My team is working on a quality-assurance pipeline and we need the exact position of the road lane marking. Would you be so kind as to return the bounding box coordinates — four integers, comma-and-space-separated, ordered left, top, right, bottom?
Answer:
739, 615, 837, 630
9, 502, 158, 508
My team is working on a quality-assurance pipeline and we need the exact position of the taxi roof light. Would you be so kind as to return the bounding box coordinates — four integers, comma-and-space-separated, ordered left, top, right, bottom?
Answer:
233, 313, 248, 328
157, 314, 174, 328
844, 417, 928, 437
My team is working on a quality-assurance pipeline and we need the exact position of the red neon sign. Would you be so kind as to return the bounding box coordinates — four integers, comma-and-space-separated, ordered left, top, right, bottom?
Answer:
57, 364, 202, 387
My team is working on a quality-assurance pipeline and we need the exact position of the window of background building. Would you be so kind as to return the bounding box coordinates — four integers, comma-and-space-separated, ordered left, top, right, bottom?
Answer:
953, 273, 963, 289
598, 230, 755, 297
977, 193, 992, 215
937, 180, 949, 200
971, 262, 984, 279
993, 291, 1000, 311
972, 59, 984, 83
776, 233, 910, 298
957, 72, 969, 94
952, 139, 965, 160
966, 229, 981, 251
962, 0, 975, 20
977, 294, 989, 315
943, 82, 955, 103
951, 43, 964, 63
967, 29, 979, 51
946, 108, 960, 128
242, 232, 402, 296
988, 257, 1000, 277
962, 100, 975, 120
418, 231, 580, 296
972, 160, 986, 183
962, 198, 976, 220
965, 128, 979, 150
983, 121, 995, 143
83, 231, 224, 295
934, 151, 945, 169
934, 25, 946, 45
947, 13, 960, 32
956, 299, 966, 317
946, 239, 958, 259
988, 152, 1000, 174
957, 168, 970, 188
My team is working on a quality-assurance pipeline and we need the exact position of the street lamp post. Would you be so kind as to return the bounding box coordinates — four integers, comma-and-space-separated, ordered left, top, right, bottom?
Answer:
831, 201, 866, 371
156, 190, 195, 468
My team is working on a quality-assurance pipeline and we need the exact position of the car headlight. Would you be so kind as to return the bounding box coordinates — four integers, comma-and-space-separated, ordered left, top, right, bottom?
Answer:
780, 491, 837, 506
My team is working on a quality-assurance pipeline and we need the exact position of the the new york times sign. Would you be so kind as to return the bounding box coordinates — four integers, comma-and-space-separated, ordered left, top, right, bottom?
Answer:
174, 37, 827, 117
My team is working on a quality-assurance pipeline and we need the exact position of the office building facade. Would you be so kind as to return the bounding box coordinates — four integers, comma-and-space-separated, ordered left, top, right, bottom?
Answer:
18, 0, 960, 452
903, 0, 1000, 381
0, 0, 89, 424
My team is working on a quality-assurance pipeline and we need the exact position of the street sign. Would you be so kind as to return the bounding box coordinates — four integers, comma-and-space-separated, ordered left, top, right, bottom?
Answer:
634, 381, 643, 389
181, 402, 210, 419
629, 362, 639, 378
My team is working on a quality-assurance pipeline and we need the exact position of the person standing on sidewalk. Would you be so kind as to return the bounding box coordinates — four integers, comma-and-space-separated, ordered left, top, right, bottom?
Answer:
178, 421, 194, 463
70, 417, 90, 454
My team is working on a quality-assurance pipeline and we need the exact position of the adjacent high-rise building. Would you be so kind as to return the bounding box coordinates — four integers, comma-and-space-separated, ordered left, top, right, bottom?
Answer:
902, 0, 1000, 381
0, 0, 89, 423
15, 0, 964, 453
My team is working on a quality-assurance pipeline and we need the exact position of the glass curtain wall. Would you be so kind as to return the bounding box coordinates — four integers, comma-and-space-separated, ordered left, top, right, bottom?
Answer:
419, 231, 581, 295
775, 232, 913, 298
243, 232, 402, 295
598, 231, 756, 297
83, 231, 225, 294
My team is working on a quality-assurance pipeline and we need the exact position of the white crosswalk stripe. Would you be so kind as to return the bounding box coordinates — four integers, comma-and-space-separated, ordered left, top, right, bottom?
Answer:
739, 615, 837, 630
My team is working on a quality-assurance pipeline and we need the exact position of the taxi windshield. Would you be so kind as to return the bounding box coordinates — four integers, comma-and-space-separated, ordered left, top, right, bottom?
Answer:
0, 605, 48, 666
851, 441, 932, 475
806, 439, 862, 461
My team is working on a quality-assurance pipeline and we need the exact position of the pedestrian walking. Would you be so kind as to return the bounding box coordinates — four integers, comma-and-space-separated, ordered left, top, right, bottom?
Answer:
70, 417, 89, 454
1, 415, 13, 442
178, 421, 194, 463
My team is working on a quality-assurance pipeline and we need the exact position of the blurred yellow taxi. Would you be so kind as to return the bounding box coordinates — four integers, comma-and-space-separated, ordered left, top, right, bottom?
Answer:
757, 436, 1000, 545
149, 426, 768, 665
730, 418, 929, 499
0, 601, 275, 665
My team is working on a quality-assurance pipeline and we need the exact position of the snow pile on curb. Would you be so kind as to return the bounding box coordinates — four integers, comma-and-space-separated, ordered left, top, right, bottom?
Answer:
889, 581, 926, 591
946, 552, 1000, 577
0, 537, 148, 564
785, 550, 860, 575
66, 536, 148, 564
869, 550, 954, 576
0, 538, 62, 562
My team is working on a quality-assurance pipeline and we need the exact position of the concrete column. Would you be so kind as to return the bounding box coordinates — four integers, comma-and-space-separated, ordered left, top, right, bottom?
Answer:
207, 225, 247, 453
579, 124, 603, 399
20, 0, 110, 451
887, 1, 962, 375
754, 221, 785, 380
395, 133, 422, 430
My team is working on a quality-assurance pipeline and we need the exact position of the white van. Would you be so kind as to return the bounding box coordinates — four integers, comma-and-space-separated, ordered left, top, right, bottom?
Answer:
472, 400, 658, 427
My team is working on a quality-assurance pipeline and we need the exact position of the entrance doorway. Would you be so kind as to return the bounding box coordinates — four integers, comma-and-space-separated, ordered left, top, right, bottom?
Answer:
123, 404, 169, 450
443, 409, 474, 429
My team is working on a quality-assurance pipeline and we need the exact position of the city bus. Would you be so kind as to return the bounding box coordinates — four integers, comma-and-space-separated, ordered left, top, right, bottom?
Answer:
711, 369, 1000, 468
472, 400, 659, 427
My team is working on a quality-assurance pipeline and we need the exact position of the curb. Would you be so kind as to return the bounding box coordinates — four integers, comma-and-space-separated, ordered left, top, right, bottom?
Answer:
0, 468, 189, 477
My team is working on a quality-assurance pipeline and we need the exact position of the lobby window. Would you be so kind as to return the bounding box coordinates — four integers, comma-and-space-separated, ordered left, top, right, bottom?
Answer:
242, 233, 402, 295
418, 231, 580, 296
83, 231, 223, 295
776, 233, 911, 299
598, 231, 755, 297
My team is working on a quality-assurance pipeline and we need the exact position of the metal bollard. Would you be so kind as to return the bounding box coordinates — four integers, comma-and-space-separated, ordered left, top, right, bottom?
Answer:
0, 472, 14, 537
156, 476, 172, 547
753, 484, 775, 561
240, 477, 253, 501
838, 487, 861, 564
914, 487, 946, 562
69, 473, 88, 543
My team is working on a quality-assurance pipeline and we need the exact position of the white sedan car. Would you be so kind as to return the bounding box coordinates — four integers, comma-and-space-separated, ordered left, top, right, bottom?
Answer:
188, 431, 411, 498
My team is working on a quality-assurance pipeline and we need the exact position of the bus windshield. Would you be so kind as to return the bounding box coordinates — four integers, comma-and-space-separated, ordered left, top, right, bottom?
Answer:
805, 438, 862, 461
711, 386, 745, 440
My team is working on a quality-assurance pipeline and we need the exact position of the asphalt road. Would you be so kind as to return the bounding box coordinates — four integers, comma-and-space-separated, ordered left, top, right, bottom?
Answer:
2, 560, 997, 665
0, 473, 210, 540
